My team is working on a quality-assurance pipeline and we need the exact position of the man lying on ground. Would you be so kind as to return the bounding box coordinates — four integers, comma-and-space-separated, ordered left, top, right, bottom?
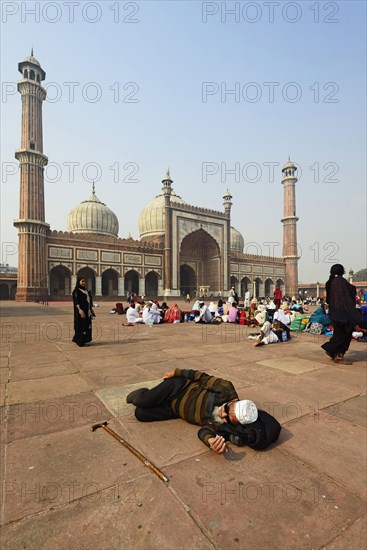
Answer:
126, 369, 281, 453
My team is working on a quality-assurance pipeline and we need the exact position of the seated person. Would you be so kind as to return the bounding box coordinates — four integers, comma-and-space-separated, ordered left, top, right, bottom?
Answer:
255, 305, 267, 325
126, 302, 144, 324
305, 303, 330, 334
194, 301, 213, 323
142, 302, 162, 324
239, 309, 250, 325
254, 320, 286, 346
164, 303, 183, 323
208, 301, 220, 317
273, 307, 291, 326
135, 302, 144, 313
228, 302, 239, 323
248, 303, 259, 325
291, 301, 304, 314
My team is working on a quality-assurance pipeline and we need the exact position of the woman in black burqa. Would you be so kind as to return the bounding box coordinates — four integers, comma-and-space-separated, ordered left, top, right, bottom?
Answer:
321, 264, 361, 364
72, 277, 95, 346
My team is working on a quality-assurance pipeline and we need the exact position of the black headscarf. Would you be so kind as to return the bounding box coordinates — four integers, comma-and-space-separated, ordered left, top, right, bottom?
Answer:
75, 277, 86, 290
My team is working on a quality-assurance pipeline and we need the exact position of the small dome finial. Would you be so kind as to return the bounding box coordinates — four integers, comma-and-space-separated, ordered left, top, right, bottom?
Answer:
92, 181, 95, 195
163, 168, 172, 181
31, 47, 34, 56
162, 168, 173, 189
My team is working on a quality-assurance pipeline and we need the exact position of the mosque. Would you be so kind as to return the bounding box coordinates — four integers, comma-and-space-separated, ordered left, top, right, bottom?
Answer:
13, 53, 300, 302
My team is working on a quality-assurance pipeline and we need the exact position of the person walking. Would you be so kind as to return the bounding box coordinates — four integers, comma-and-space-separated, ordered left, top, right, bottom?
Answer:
321, 264, 362, 364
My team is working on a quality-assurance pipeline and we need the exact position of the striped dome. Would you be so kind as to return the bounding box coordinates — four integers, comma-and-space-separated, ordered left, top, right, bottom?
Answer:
139, 191, 187, 240
230, 226, 244, 252
67, 191, 119, 237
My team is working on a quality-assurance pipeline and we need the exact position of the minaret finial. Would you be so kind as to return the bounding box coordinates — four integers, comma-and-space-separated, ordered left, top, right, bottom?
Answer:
92, 181, 95, 195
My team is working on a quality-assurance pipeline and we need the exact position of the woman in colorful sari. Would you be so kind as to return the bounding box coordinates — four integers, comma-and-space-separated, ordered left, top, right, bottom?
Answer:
72, 277, 95, 347
164, 303, 183, 323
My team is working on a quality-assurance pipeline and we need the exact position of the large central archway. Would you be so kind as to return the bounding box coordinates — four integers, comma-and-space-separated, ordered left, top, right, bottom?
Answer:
102, 269, 118, 296
145, 271, 158, 297
180, 264, 196, 296
180, 229, 220, 293
124, 270, 139, 294
50, 266, 71, 296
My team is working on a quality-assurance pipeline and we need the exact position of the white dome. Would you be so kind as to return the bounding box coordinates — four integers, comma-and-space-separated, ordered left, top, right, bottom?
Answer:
23, 55, 41, 67
67, 191, 119, 237
139, 191, 187, 239
230, 226, 244, 252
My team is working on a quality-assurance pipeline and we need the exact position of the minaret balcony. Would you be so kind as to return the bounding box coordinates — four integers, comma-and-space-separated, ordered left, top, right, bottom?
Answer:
15, 149, 48, 167
17, 80, 47, 100
281, 216, 299, 224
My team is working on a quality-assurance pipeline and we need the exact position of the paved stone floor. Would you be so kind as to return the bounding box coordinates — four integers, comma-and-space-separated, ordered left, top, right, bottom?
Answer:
0, 301, 366, 550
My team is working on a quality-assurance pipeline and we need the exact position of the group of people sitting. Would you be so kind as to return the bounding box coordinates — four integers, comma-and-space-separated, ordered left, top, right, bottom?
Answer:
122, 295, 308, 329
125, 300, 183, 325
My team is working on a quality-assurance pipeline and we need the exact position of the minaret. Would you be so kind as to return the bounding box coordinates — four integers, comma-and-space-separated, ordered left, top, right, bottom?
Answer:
281, 159, 299, 297
223, 189, 233, 293
14, 52, 49, 301
162, 169, 173, 297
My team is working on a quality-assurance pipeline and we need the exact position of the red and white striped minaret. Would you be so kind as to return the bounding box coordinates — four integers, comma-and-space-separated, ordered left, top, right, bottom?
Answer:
14, 52, 49, 301
281, 159, 299, 298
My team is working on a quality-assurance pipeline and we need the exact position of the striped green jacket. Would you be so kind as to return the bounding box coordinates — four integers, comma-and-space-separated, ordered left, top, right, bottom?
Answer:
171, 369, 238, 446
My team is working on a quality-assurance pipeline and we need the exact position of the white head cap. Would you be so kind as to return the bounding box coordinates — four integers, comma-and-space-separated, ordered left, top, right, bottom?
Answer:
234, 400, 258, 424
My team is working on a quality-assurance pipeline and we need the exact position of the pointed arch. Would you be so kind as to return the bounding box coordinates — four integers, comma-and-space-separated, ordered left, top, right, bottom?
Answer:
180, 229, 220, 293
241, 276, 251, 296
77, 267, 96, 295
124, 269, 139, 294
102, 268, 119, 296
145, 271, 158, 297
264, 278, 274, 297
50, 265, 72, 296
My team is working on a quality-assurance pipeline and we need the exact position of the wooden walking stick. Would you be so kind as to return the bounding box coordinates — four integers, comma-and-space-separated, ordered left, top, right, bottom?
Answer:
91, 421, 169, 483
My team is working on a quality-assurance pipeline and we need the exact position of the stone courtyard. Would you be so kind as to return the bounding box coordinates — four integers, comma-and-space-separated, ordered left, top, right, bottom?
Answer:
0, 301, 366, 549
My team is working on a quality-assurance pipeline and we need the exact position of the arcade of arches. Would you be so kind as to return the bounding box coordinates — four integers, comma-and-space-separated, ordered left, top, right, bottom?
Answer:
232, 276, 285, 300
45, 267, 162, 299
46, 264, 284, 300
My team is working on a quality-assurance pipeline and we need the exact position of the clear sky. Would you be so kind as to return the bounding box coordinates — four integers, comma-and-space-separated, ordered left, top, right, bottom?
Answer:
1, 0, 366, 282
